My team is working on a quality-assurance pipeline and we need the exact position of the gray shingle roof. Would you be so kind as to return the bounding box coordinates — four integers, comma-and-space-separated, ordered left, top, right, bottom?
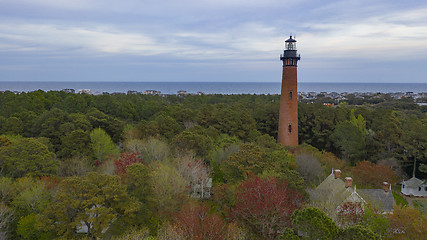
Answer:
309, 173, 356, 209
357, 189, 395, 213
310, 172, 396, 213
402, 177, 424, 188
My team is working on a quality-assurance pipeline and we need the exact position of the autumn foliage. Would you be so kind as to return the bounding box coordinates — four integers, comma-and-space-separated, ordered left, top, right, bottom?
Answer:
386, 206, 427, 240
351, 161, 399, 187
171, 202, 228, 240
337, 202, 364, 227
114, 152, 144, 175
232, 174, 304, 239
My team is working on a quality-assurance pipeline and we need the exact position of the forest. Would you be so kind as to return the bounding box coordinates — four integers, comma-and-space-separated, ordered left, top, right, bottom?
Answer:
0, 90, 426, 239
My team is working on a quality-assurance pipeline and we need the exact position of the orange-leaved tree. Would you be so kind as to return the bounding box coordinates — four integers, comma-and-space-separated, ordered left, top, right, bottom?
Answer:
171, 202, 228, 240
351, 161, 398, 188
232, 174, 305, 240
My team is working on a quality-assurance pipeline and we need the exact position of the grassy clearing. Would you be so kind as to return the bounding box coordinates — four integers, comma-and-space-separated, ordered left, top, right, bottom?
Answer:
412, 199, 427, 214
392, 191, 408, 207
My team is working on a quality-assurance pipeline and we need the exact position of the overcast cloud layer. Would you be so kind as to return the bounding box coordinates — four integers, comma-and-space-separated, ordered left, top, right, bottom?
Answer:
1, 0, 426, 83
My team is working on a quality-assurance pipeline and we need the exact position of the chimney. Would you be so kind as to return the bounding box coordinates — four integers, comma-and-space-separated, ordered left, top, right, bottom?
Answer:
334, 169, 341, 179
345, 177, 353, 188
383, 182, 390, 192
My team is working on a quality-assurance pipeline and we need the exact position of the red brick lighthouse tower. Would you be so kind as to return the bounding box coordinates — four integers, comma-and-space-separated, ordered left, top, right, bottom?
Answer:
278, 36, 300, 146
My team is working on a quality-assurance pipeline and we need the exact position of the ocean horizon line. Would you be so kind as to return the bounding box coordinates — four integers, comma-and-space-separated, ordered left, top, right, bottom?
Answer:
0, 81, 426, 84
1, 81, 426, 94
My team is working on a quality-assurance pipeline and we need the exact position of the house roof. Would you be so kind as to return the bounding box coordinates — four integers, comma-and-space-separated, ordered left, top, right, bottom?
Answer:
309, 173, 358, 209
358, 189, 395, 212
310, 172, 395, 213
401, 177, 424, 188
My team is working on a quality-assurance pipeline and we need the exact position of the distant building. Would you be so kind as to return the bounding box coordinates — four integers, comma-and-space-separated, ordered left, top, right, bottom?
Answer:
78, 89, 92, 94
323, 103, 335, 107
143, 90, 161, 95
127, 90, 138, 95
401, 176, 427, 197
62, 88, 75, 93
190, 178, 212, 199
177, 90, 187, 95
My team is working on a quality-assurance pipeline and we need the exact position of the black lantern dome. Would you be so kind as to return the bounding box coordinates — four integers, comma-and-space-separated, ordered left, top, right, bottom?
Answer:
280, 35, 300, 66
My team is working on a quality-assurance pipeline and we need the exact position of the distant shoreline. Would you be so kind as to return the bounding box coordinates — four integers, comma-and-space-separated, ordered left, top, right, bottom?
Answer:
0, 82, 426, 95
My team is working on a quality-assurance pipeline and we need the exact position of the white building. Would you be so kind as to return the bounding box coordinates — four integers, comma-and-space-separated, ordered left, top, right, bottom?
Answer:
401, 176, 427, 197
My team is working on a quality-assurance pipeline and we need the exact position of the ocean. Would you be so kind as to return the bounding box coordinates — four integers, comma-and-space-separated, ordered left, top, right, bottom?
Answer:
0, 82, 426, 95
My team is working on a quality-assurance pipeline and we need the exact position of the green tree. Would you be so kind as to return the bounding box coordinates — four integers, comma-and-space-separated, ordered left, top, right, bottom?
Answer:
261, 168, 307, 198
68, 113, 92, 132
220, 143, 266, 183
299, 104, 347, 151
0, 136, 12, 148
253, 101, 279, 138
0, 177, 16, 204
30, 108, 68, 151
386, 206, 427, 240
198, 104, 256, 140
150, 163, 188, 216
12, 178, 53, 240
2, 117, 23, 135
142, 113, 182, 139
278, 228, 300, 240
86, 108, 124, 143
338, 225, 380, 240
57, 155, 93, 177
0, 203, 13, 239
291, 208, 339, 240
90, 128, 119, 164
220, 143, 297, 184
399, 118, 427, 178
369, 109, 402, 160
360, 207, 389, 238
172, 126, 214, 157
58, 129, 91, 158
17, 213, 52, 240
0, 138, 58, 178
40, 172, 139, 239
124, 163, 155, 228
138, 138, 170, 164
13, 111, 38, 138
12, 178, 50, 218
330, 121, 366, 163
62, 94, 89, 113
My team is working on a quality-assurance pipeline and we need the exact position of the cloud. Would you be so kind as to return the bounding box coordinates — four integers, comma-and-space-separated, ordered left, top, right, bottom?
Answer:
298, 7, 427, 60
0, 21, 283, 61
1, 0, 427, 79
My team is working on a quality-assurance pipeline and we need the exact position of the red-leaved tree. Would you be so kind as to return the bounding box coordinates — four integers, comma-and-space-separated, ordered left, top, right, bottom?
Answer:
114, 152, 143, 175
337, 202, 364, 227
232, 174, 305, 240
351, 161, 398, 187
172, 202, 228, 240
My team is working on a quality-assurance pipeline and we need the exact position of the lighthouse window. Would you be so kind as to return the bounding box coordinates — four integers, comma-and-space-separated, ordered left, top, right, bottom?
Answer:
288, 124, 292, 133
419, 187, 421, 191
289, 91, 293, 100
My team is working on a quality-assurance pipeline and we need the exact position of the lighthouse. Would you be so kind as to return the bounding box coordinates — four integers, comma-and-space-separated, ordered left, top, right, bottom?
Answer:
278, 36, 300, 146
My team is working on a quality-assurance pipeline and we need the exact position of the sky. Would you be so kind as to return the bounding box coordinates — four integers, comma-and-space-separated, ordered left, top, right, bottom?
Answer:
0, 0, 427, 83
